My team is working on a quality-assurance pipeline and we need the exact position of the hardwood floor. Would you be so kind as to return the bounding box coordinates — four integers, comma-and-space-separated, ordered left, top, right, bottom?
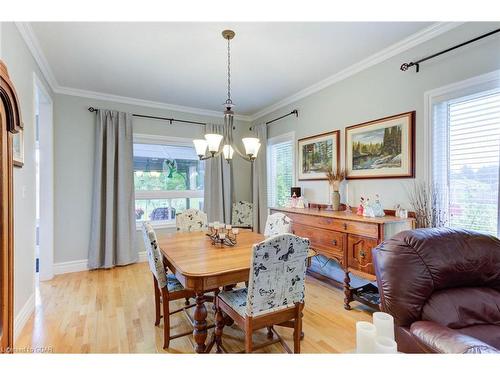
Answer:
16, 262, 374, 353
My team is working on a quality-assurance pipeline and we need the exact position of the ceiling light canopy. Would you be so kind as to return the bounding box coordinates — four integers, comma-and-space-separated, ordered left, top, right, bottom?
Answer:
193, 29, 260, 162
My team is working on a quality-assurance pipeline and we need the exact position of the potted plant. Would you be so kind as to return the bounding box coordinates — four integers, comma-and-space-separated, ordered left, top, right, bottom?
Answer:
326, 167, 345, 211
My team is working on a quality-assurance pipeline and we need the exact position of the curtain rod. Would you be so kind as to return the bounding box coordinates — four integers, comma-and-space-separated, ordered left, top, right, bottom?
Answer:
400, 27, 500, 73
249, 109, 299, 131
87, 107, 207, 126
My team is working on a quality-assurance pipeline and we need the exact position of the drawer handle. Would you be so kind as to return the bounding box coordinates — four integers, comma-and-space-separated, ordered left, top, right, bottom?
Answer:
332, 240, 337, 246
343, 223, 348, 230
359, 249, 366, 259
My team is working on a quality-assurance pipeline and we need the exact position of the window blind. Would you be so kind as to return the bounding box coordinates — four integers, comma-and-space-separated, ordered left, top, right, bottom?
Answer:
267, 138, 294, 208
433, 89, 500, 236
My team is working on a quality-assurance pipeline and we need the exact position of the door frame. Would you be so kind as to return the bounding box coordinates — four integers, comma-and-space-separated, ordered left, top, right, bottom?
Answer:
0, 60, 23, 352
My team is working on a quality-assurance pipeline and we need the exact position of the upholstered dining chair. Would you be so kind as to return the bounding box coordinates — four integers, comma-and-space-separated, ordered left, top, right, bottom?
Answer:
214, 233, 310, 353
231, 200, 253, 229
142, 222, 213, 349
264, 212, 292, 236
176, 208, 208, 232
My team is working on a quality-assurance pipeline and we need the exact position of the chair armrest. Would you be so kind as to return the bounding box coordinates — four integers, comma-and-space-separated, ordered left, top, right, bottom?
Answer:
410, 321, 499, 354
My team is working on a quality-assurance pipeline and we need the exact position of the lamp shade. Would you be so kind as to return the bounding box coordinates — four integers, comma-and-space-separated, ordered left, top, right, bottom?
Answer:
193, 139, 208, 157
242, 137, 260, 157
222, 144, 234, 160
204, 134, 223, 153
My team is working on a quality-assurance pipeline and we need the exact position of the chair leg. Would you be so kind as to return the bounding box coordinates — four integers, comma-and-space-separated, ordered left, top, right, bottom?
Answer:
267, 326, 273, 339
215, 304, 225, 353
162, 288, 170, 349
153, 276, 161, 326
185, 297, 190, 306
212, 288, 220, 312
245, 318, 253, 353
293, 305, 302, 354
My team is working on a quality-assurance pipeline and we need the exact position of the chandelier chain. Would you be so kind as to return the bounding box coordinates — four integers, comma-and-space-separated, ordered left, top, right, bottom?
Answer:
227, 37, 231, 103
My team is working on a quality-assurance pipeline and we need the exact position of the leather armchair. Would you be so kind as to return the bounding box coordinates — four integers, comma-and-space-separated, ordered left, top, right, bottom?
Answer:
372, 228, 500, 353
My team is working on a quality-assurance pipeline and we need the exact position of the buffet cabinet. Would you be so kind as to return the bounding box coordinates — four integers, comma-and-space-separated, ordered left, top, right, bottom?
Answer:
270, 207, 414, 310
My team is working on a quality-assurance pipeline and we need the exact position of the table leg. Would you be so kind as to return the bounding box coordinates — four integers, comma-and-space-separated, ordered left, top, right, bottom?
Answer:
193, 292, 208, 353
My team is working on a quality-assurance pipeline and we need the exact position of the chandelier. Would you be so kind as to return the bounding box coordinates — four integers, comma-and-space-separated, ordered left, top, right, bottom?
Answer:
193, 30, 261, 162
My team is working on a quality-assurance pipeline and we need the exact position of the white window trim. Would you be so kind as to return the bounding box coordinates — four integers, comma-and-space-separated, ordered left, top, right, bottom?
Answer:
267, 131, 296, 208
133, 133, 204, 230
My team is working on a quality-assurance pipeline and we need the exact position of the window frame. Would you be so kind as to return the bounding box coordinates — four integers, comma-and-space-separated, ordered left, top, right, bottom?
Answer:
133, 133, 204, 230
266, 131, 296, 208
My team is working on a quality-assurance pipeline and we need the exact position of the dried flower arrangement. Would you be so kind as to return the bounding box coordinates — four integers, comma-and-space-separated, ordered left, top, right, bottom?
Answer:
406, 182, 448, 228
326, 167, 346, 192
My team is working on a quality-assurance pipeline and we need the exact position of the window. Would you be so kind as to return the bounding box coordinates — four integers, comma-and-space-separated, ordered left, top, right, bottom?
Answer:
267, 132, 295, 208
432, 84, 500, 236
133, 135, 204, 228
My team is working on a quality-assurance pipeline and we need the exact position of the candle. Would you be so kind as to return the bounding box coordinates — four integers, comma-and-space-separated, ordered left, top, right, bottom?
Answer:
208, 222, 213, 228
374, 337, 397, 353
232, 228, 239, 235
373, 312, 395, 340
219, 232, 226, 240
226, 224, 232, 230
356, 321, 376, 353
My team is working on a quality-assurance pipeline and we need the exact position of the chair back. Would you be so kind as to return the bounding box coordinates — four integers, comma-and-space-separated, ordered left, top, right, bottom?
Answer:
231, 200, 253, 228
141, 222, 167, 289
246, 233, 310, 316
176, 208, 208, 232
373, 228, 500, 327
264, 213, 292, 236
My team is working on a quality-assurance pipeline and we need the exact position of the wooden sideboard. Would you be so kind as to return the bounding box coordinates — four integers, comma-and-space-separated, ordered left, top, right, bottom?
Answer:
270, 207, 415, 310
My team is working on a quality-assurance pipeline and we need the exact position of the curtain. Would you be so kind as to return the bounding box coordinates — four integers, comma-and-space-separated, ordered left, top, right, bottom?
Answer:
88, 109, 137, 269
203, 122, 233, 223
252, 123, 268, 233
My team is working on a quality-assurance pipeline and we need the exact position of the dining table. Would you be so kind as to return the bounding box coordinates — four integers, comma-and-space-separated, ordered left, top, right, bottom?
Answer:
158, 229, 315, 353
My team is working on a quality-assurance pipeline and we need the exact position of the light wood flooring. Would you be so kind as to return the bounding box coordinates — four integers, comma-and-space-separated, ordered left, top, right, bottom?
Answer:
16, 262, 373, 353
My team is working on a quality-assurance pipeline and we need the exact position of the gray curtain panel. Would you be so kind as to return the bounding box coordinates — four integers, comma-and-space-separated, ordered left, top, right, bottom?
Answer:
252, 123, 268, 233
203, 123, 233, 223
88, 109, 137, 269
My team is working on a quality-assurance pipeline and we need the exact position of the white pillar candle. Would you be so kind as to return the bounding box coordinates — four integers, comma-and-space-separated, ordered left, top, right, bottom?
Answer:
374, 337, 397, 353
219, 232, 226, 239
226, 224, 232, 230
356, 321, 376, 353
373, 312, 395, 341
232, 228, 239, 235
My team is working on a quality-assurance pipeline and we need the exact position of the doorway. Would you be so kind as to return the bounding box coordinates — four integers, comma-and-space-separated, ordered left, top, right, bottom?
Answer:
33, 74, 54, 283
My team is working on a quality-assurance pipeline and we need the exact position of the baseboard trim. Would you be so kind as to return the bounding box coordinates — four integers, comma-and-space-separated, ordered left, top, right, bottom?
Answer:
53, 251, 147, 275
14, 293, 35, 341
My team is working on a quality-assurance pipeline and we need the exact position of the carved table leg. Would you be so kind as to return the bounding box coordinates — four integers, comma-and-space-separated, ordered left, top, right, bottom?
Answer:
193, 292, 208, 353
343, 270, 352, 310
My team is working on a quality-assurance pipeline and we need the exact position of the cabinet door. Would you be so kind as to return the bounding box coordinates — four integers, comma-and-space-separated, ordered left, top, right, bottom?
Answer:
347, 234, 378, 276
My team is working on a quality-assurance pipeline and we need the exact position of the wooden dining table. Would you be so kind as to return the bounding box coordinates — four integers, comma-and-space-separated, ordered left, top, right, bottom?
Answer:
158, 230, 315, 353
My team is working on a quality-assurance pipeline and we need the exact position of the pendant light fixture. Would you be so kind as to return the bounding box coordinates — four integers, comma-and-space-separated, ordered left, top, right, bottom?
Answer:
193, 30, 261, 162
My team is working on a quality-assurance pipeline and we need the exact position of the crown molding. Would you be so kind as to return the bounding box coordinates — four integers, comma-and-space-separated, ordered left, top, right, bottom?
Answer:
54, 85, 252, 121
15, 22, 59, 91
249, 22, 464, 121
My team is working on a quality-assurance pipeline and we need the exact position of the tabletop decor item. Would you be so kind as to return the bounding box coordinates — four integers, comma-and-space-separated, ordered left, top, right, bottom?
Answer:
326, 167, 345, 211
346, 111, 415, 179
298, 130, 340, 180
207, 222, 239, 247
356, 312, 397, 353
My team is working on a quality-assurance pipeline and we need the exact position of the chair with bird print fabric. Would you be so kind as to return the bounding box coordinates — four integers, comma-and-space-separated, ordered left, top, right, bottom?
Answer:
264, 212, 292, 236
142, 222, 200, 349
175, 208, 208, 232
215, 233, 310, 353
231, 200, 253, 229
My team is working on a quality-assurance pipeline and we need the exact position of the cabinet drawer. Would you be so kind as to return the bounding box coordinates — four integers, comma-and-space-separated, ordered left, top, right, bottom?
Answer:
285, 212, 379, 238
346, 234, 377, 276
292, 223, 344, 260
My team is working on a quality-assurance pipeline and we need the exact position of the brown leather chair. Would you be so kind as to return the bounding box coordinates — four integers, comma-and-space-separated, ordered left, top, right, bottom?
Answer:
372, 228, 500, 354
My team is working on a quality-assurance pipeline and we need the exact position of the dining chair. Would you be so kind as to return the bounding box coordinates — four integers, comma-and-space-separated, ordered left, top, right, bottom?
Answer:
142, 222, 209, 349
176, 208, 208, 232
264, 212, 292, 236
231, 200, 253, 229
214, 233, 310, 353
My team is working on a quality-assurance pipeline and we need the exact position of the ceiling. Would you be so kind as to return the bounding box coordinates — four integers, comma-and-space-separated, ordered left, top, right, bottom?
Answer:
30, 22, 435, 116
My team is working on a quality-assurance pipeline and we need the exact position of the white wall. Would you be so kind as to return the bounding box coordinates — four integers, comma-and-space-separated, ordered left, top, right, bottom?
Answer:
53, 93, 252, 265
253, 22, 500, 210
1, 22, 53, 333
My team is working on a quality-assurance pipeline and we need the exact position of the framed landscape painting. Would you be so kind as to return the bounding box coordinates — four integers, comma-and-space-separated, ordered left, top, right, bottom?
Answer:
298, 130, 340, 180
345, 111, 415, 179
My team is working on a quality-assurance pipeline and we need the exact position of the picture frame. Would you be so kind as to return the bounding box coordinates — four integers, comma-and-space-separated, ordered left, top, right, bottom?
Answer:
13, 130, 24, 167
298, 130, 340, 180
345, 111, 415, 179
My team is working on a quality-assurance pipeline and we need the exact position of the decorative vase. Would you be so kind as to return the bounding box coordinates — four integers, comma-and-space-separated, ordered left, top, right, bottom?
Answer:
332, 190, 341, 211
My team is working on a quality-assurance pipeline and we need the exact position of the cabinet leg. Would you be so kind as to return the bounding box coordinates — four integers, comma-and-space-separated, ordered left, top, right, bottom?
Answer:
343, 270, 352, 310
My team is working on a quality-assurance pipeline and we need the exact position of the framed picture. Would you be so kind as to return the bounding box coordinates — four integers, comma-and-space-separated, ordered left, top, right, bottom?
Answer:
13, 130, 24, 167
345, 111, 415, 179
298, 130, 340, 180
